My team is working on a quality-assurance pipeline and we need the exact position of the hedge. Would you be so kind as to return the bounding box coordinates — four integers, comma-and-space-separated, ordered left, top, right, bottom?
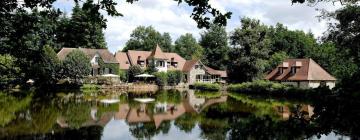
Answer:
191, 82, 221, 91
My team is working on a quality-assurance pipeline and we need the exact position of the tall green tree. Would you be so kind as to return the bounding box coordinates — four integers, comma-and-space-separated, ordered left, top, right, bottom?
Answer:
123, 26, 173, 52
174, 33, 204, 60
56, 1, 107, 49
200, 24, 229, 70
228, 18, 271, 82
0, 54, 21, 88
62, 50, 91, 84
268, 23, 317, 58
33, 45, 61, 85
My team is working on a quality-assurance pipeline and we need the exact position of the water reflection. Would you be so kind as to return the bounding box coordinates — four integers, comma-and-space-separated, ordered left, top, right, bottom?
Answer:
0, 89, 356, 139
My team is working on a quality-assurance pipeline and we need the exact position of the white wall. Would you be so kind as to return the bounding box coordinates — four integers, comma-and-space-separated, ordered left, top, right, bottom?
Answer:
281, 81, 336, 89
90, 54, 100, 65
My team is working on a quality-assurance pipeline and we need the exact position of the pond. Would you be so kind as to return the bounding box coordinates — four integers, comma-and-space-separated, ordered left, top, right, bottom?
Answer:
0, 89, 357, 140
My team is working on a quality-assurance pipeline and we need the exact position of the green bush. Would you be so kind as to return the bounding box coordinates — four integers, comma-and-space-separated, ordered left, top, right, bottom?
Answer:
128, 65, 143, 82
227, 80, 290, 93
118, 69, 128, 82
167, 70, 183, 86
154, 72, 168, 86
192, 82, 221, 91
227, 80, 333, 100
80, 84, 100, 90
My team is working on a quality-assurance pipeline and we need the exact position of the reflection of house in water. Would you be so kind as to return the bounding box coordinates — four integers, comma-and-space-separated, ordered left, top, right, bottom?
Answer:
274, 104, 314, 120
115, 91, 227, 128
56, 91, 228, 129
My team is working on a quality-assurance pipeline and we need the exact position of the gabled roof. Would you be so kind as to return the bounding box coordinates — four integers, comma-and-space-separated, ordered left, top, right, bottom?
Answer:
165, 53, 186, 71
57, 48, 118, 63
148, 45, 168, 60
265, 58, 336, 81
182, 60, 199, 72
183, 60, 228, 77
127, 50, 151, 65
115, 52, 131, 70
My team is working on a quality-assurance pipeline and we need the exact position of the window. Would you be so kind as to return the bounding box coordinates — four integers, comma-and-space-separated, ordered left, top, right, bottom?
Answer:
278, 67, 284, 74
291, 67, 296, 75
125, 61, 129, 64
196, 75, 202, 81
95, 57, 100, 64
320, 81, 326, 87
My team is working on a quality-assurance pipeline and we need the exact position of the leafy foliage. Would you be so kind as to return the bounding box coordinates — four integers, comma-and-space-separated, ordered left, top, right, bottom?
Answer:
167, 70, 183, 86
122, 26, 174, 52
192, 83, 220, 91
0, 54, 21, 87
154, 72, 168, 86
62, 50, 91, 84
33, 45, 61, 85
228, 18, 271, 82
174, 33, 204, 60
127, 65, 143, 82
200, 24, 229, 70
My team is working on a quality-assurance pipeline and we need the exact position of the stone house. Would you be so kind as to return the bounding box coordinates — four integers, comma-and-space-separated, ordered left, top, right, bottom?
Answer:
57, 48, 119, 76
265, 58, 336, 89
115, 45, 227, 84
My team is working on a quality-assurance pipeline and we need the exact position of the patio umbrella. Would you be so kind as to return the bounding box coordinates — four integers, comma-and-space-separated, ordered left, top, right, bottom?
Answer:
101, 74, 120, 77
135, 73, 155, 78
135, 73, 155, 83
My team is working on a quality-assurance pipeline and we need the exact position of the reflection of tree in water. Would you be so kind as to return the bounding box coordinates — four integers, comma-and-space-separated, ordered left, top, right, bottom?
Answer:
59, 101, 92, 129
0, 99, 60, 138
0, 93, 32, 127
174, 113, 197, 133
310, 91, 360, 139
155, 89, 182, 104
128, 121, 171, 139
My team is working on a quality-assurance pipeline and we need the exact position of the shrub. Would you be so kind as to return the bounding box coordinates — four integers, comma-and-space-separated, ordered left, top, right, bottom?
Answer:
128, 65, 143, 82
154, 72, 167, 86
81, 84, 100, 90
228, 80, 290, 94
191, 83, 221, 91
167, 70, 183, 86
118, 69, 128, 82
62, 49, 91, 84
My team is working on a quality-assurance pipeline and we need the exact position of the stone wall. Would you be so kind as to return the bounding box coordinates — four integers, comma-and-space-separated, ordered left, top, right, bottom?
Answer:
187, 62, 206, 84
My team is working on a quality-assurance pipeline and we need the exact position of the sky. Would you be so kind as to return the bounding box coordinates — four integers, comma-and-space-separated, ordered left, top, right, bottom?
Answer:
53, 0, 342, 53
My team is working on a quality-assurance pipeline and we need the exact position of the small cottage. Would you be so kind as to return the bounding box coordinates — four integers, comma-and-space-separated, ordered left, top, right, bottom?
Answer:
265, 58, 336, 89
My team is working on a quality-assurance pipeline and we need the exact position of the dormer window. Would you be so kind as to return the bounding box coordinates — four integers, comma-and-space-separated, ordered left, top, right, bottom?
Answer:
171, 58, 174, 62
278, 67, 284, 74
95, 56, 100, 64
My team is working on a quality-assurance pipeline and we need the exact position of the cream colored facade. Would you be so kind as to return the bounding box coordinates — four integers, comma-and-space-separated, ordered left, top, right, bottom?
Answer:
281, 81, 336, 89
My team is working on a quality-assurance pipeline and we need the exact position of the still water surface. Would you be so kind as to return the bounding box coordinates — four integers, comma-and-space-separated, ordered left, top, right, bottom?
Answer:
0, 89, 353, 139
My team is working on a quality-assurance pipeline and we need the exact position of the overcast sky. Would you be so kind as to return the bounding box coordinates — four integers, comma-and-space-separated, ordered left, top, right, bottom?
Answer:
53, 0, 342, 53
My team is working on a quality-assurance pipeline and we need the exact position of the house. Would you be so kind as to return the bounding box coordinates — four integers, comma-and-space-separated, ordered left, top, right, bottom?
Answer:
57, 48, 119, 76
115, 45, 227, 84
265, 58, 336, 89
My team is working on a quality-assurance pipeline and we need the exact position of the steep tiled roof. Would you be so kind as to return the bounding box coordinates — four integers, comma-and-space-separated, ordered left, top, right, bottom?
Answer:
204, 66, 227, 77
165, 53, 186, 71
148, 45, 168, 60
265, 58, 336, 81
57, 48, 118, 63
127, 50, 151, 66
182, 60, 199, 72
115, 52, 131, 70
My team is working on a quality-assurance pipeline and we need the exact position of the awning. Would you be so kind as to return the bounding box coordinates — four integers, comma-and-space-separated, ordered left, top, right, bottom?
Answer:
135, 73, 155, 78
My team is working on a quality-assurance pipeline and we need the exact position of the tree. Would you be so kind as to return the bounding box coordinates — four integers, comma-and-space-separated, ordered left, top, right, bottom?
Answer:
123, 26, 173, 52
0, 54, 21, 88
167, 70, 183, 86
228, 18, 271, 82
268, 51, 289, 71
268, 23, 317, 58
200, 24, 229, 70
128, 65, 143, 82
33, 45, 61, 85
62, 50, 91, 84
174, 33, 204, 60
56, 1, 107, 49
